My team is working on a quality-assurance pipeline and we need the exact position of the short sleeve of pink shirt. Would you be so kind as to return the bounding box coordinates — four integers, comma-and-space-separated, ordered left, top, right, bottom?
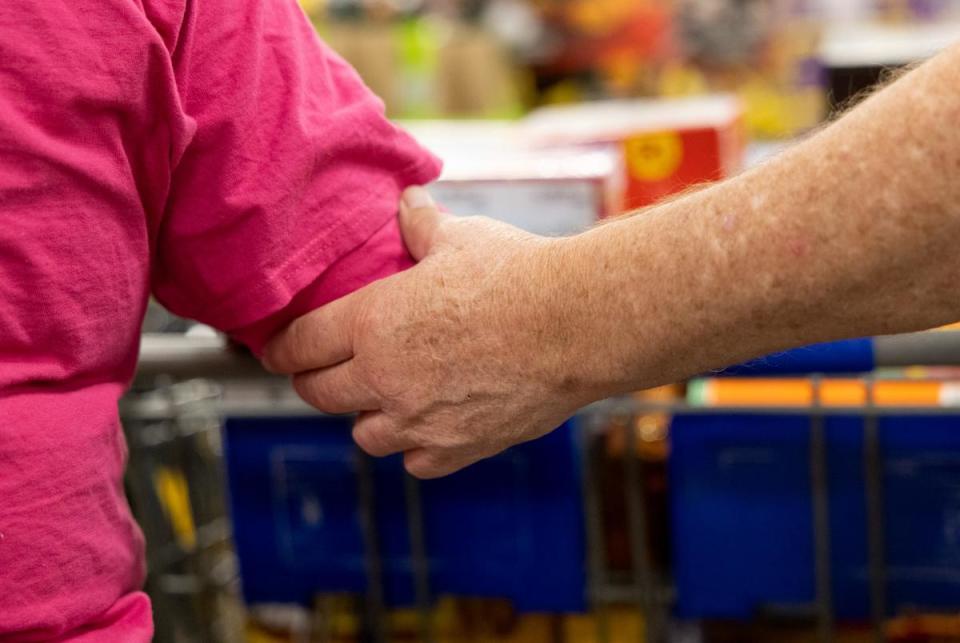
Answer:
0, 0, 438, 640
155, 0, 441, 349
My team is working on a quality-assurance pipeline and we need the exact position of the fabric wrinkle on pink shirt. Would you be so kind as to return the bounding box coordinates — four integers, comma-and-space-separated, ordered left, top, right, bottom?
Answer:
0, 0, 439, 640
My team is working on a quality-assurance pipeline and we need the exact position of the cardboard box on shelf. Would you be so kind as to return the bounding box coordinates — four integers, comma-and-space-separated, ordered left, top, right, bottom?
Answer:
521, 95, 745, 212
404, 121, 621, 237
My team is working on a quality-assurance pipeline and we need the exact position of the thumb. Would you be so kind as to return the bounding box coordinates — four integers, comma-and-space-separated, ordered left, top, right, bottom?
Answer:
399, 186, 447, 261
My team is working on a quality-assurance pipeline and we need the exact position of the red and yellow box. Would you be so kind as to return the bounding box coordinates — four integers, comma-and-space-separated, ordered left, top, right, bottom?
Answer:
522, 95, 745, 212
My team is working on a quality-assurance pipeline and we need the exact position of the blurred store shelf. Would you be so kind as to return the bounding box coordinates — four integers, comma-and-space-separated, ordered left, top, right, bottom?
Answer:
745, 141, 791, 169
821, 20, 960, 68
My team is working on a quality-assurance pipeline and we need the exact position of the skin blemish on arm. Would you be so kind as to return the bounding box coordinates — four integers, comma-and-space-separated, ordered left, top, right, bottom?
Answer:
787, 237, 809, 259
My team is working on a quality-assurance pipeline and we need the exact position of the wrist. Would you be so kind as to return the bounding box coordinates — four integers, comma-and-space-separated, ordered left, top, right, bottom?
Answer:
541, 203, 740, 399
528, 231, 628, 405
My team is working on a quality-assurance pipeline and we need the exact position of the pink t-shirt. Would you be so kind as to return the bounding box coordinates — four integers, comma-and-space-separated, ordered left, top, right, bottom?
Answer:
0, 0, 439, 640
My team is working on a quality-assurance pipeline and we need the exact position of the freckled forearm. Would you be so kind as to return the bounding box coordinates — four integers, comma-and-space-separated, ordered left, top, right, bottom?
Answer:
552, 45, 960, 396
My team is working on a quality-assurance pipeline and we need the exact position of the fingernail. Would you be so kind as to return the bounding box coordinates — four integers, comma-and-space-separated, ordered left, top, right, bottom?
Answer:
260, 344, 278, 373
261, 354, 277, 374
403, 186, 434, 210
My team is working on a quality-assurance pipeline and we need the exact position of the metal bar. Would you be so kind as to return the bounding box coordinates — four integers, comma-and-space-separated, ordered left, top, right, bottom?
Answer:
863, 375, 887, 643
135, 331, 960, 383
622, 413, 661, 643
580, 418, 611, 643
875, 331, 960, 367
312, 595, 334, 643
591, 396, 960, 416
590, 584, 673, 605
404, 474, 435, 643
206, 397, 960, 421
356, 449, 387, 643
810, 377, 834, 643
136, 334, 265, 383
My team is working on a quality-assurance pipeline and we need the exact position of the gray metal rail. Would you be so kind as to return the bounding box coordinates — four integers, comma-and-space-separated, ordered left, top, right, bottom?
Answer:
875, 331, 960, 367
136, 334, 264, 382
137, 330, 960, 383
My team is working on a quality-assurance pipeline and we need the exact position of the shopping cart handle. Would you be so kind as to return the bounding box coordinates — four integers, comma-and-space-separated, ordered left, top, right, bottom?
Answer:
134, 330, 960, 381
721, 338, 875, 376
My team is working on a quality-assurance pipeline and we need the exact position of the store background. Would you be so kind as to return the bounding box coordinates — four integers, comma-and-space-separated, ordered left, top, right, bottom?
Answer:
132, 1, 960, 642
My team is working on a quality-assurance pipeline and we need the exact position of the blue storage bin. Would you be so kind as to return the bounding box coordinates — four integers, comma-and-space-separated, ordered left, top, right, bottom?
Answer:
225, 415, 587, 612
722, 338, 875, 376
671, 413, 960, 619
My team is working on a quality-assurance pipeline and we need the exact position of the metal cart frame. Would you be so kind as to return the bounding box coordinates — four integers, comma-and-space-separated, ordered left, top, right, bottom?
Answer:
129, 330, 960, 643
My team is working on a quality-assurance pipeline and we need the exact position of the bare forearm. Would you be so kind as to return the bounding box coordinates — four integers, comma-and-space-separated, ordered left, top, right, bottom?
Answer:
265, 45, 960, 477
556, 45, 960, 396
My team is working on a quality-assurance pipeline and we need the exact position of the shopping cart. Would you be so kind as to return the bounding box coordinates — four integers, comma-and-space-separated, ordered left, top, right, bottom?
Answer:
120, 376, 245, 643
129, 330, 960, 643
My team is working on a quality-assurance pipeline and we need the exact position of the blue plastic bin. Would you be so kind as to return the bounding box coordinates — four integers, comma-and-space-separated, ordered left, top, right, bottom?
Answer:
721, 338, 875, 376
225, 415, 587, 612
671, 413, 960, 619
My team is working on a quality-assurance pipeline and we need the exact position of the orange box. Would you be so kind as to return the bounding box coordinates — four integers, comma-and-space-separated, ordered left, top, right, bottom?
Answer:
691, 378, 952, 408
522, 95, 745, 212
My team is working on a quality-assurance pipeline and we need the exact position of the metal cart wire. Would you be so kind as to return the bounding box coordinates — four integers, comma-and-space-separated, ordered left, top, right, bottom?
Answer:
121, 376, 245, 643
127, 330, 960, 643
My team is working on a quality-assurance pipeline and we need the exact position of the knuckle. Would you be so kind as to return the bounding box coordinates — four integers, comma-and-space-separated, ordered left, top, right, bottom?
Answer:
352, 424, 391, 457
450, 425, 480, 449
405, 449, 461, 479
404, 455, 440, 479
372, 370, 409, 411
287, 318, 311, 360
283, 323, 321, 373
292, 372, 332, 412
340, 361, 365, 392
268, 337, 297, 374
433, 431, 467, 451
355, 345, 406, 406
353, 294, 386, 341
384, 399, 415, 422
426, 421, 473, 451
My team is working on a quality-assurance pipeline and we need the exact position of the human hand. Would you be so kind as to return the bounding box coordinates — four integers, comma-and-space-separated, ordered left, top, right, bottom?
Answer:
263, 188, 601, 478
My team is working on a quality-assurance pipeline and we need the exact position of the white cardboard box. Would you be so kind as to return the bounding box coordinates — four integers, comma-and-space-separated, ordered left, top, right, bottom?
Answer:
404, 121, 621, 237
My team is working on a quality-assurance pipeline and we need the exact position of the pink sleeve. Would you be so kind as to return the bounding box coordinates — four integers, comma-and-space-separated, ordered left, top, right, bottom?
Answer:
230, 215, 414, 354
151, 0, 440, 343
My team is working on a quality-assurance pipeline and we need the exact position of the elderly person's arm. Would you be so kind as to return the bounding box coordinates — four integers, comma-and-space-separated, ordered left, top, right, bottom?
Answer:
265, 45, 960, 478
